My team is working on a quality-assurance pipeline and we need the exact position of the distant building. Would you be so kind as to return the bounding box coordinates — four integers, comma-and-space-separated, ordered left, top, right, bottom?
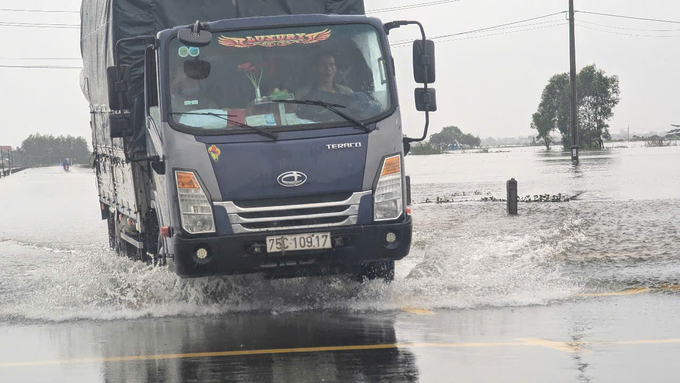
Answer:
0, 146, 13, 169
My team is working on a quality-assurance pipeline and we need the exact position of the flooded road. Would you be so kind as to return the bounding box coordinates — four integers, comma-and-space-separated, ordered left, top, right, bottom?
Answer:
1, 145, 679, 381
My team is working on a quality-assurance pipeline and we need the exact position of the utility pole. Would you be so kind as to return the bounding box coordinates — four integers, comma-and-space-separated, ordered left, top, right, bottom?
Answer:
569, 0, 579, 163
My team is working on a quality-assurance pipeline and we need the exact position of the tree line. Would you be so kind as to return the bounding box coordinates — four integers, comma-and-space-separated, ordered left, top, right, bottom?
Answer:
410, 126, 481, 155
13, 134, 91, 167
531, 64, 621, 150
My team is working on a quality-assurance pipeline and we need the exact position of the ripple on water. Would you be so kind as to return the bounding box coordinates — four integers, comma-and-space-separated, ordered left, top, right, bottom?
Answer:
0, 202, 589, 323
1, 186, 678, 323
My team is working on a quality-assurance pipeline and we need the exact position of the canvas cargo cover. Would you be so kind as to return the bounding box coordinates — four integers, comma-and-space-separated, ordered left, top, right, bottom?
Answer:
80, 0, 365, 109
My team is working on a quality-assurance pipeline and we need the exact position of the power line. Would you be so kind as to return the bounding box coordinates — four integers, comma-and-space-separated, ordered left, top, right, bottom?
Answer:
428, 11, 566, 40
0, 57, 81, 60
0, 21, 80, 29
430, 22, 568, 44
391, 21, 568, 48
576, 22, 680, 38
391, 19, 566, 46
578, 19, 680, 32
0, 64, 82, 69
576, 10, 680, 25
390, 11, 567, 46
366, 0, 461, 14
0, 8, 79, 14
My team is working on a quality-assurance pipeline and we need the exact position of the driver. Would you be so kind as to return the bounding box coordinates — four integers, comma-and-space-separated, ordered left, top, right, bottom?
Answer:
296, 52, 382, 122
305, 52, 352, 96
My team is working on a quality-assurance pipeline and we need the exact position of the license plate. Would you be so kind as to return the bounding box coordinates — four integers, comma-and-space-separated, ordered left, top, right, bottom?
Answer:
266, 232, 331, 253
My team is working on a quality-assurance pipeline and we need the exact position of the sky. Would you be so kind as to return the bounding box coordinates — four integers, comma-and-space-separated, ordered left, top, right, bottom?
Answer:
0, 0, 678, 148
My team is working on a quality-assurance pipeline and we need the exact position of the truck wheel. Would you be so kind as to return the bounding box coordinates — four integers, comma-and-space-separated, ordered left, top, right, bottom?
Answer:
107, 215, 117, 251
124, 242, 142, 261
357, 261, 395, 283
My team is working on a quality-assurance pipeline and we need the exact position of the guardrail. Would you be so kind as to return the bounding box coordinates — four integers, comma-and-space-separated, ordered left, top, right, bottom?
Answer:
0, 167, 27, 177
0, 146, 24, 178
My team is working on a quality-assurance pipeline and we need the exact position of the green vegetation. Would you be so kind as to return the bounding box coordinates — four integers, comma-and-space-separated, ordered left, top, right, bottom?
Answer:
531, 64, 621, 150
408, 126, 482, 155
14, 134, 91, 167
410, 142, 443, 155
429, 126, 481, 150
666, 128, 680, 140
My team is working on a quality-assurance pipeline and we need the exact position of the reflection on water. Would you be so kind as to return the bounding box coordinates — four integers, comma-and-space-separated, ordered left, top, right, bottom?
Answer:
95, 313, 417, 383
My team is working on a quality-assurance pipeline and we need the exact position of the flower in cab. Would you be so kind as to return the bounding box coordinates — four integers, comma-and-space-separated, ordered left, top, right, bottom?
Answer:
238, 62, 265, 88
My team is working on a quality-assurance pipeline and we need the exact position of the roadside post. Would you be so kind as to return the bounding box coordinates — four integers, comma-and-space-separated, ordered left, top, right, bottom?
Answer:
507, 178, 518, 215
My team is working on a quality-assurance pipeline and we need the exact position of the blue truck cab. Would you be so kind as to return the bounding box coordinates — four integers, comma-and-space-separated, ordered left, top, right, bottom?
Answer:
81, 1, 436, 281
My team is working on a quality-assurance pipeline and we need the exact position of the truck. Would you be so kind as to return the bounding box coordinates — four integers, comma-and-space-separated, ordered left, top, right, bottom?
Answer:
80, 0, 437, 281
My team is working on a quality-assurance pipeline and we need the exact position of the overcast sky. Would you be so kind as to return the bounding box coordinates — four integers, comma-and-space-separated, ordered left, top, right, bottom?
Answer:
0, 0, 678, 148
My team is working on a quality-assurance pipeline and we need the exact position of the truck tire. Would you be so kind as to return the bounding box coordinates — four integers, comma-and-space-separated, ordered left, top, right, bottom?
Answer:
107, 215, 117, 251
357, 261, 395, 283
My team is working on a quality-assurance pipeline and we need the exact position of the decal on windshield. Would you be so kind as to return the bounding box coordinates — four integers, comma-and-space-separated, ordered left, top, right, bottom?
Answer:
218, 29, 331, 48
208, 145, 221, 162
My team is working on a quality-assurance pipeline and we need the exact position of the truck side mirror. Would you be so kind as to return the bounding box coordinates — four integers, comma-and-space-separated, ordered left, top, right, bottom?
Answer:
415, 88, 437, 112
178, 28, 212, 47
106, 65, 132, 110
413, 40, 436, 84
109, 113, 132, 138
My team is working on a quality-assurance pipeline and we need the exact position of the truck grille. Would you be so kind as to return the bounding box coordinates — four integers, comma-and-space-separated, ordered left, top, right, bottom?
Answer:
216, 191, 370, 233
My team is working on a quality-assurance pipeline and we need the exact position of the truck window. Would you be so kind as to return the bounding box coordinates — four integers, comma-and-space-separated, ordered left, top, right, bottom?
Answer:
166, 23, 392, 133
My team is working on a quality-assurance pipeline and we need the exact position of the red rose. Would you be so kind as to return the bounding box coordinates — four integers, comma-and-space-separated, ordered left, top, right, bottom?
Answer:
238, 62, 253, 71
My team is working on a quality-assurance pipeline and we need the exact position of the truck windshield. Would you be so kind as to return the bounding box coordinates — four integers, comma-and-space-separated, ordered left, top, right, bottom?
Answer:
167, 23, 392, 133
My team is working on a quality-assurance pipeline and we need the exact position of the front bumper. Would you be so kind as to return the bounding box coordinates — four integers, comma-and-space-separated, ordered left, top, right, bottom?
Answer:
171, 216, 412, 278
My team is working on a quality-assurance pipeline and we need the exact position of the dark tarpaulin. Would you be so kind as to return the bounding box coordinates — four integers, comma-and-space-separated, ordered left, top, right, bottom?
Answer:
80, 0, 365, 110
237, 0, 364, 17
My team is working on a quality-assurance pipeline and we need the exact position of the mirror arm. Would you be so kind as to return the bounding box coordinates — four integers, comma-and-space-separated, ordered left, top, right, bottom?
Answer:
112, 35, 156, 110
385, 21, 433, 147
113, 36, 157, 68
404, 110, 430, 144
191, 20, 211, 34
384, 20, 426, 40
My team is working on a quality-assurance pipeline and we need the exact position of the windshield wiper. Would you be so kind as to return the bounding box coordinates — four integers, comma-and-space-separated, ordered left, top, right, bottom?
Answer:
273, 99, 371, 133
169, 112, 278, 140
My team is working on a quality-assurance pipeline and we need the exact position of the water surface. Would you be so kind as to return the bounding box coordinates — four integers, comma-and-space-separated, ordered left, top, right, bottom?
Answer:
0, 145, 678, 322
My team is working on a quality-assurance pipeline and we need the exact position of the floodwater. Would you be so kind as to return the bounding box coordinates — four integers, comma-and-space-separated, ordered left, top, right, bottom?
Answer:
0, 145, 678, 321
0, 145, 679, 382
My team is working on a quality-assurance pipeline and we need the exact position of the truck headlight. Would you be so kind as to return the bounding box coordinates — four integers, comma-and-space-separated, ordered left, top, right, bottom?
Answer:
175, 170, 215, 234
374, 155, 403, 221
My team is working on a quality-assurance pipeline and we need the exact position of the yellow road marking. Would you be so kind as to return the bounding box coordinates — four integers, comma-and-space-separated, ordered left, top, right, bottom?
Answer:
401, 307, 435, 315
0, 343, 515, 367
517, 338, 585, 354
0, 344, 399, 367
576, 287, 651, 297
592, 339, 680, 346
3, 338, 680, 367
658, 285, 680, 291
